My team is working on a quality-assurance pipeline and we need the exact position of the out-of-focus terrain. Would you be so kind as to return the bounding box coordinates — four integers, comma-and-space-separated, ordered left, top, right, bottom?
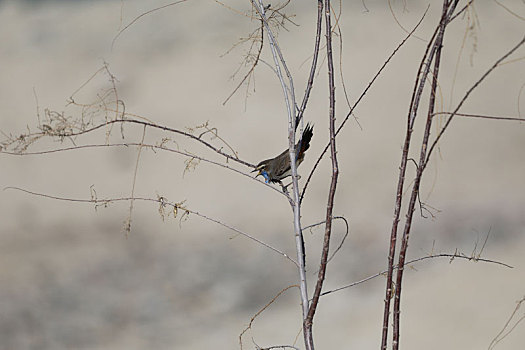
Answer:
1, 0, 524, 349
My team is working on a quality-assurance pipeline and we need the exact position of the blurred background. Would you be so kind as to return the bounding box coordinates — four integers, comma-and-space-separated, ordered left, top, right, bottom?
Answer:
1, 0, 524, 349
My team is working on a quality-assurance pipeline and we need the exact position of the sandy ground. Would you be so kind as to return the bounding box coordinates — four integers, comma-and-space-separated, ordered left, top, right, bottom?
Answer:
1, 0, 524, 349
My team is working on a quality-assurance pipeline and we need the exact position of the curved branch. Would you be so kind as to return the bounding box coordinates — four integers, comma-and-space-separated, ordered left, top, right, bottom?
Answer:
4, 186, 297, 266
0, 142, 285, 197
295, 0, 323, 130
433, 111, 525, 122
111, 0, 190, 50
10, 118, 256, 168
320, 252, 513, 298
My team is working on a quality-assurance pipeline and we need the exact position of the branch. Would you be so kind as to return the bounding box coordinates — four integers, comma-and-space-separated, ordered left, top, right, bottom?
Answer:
4, 186, 298, 266
239, 285, 298, 350
295, 0, 323, 130
488, 295, 525, 350
111, 0, 190, 50
304, 2, 338, 346
433, 112, 525, 122
320, 252, 513, 298
124, 125, 146, 235
303, 215, 349, 264
0, 142, 284, 197
392, 3, 458, 349
222, 22, 264, 106
244, 3, 311, 350
56, 118, 256, 168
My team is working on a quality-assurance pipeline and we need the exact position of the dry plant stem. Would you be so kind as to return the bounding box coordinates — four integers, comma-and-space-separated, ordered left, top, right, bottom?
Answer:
251, 1, 311, 348
380, 8, 442, 349
488, 296, 525, 350
222, 23, 264, 106
304, 1, 338, 348
4, 186, 298, 266
382, 19, 525, 350
33, 118, 256, 168
392, 3, 454, 349
296, 0, 323, 130
111, 0, 189, 50
125, 125, 146, 234
303, 216, 349, 264
434, 112, 525, 122
1, 142, 284, 197
239, 285, 298, 350
320, 252, 512, 298
256, 345, 300, 350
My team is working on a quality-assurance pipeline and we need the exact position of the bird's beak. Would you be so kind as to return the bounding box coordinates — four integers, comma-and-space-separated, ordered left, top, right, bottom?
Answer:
251, 165, 262, 177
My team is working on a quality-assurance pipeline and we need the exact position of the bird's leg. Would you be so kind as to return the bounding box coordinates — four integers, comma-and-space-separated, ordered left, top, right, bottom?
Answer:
278, 180, 290, 195
283, 175, 301, 189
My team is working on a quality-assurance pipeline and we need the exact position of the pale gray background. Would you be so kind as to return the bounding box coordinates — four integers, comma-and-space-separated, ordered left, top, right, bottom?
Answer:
1, 0, 524, 349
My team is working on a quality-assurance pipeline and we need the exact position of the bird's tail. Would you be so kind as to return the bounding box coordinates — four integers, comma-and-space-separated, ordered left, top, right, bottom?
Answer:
297, 123, 313, 159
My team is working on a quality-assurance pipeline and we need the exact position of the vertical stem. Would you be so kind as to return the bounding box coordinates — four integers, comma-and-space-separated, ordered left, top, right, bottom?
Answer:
380, 25, 439, 350
296, 0, 324, 131
381, 2, 455, 349
392, 2, 456, 349
304, 1, 338, 349
251, 1, 311, 348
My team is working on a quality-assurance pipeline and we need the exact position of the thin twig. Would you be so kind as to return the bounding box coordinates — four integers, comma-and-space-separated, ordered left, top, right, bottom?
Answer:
111, 0, 190, 50
239, 285, 298, 350
0, 142, 285, 197
488, 296, 525, 350
295, 0, 323, 130
304, 216, 350, 266
392, 3, 457, 349
124, 125, 146, 235
247, 4, 311, 350
320, 252, 513, 298
4, 186, 298, 266
13, 118, 256, 168
223, 22, 264, 106
304, 2, 338, 346
433, 111, 525, 122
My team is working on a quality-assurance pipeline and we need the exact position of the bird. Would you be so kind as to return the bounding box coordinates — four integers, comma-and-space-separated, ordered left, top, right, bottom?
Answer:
252, 123, 313, 184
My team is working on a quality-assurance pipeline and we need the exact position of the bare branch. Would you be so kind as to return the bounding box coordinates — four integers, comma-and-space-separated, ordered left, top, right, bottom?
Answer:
304, 216, 350, 265
124, 125, 147, 235
111, 0, 190, 50
320, 252, 513, 298
0, 142, 284, 197
488, 296, 525, 350
433, 111, 525, 122
304, 2, 339, 346
392, 3, 458, 349
2, 117, 256, 168
4, 186, 297, 266
239, 285, 298, 350
222, 23, 264, 106
295, 1, 323, 130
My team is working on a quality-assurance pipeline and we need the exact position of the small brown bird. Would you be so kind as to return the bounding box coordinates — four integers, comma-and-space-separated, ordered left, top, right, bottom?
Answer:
252, 123, 313, 184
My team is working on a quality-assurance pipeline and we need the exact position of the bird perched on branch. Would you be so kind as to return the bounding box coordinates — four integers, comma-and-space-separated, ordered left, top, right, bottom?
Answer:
252, 123, 313, 184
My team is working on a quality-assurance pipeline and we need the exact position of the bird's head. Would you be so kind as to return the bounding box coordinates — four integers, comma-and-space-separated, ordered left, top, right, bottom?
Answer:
252, 162, 271, 183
